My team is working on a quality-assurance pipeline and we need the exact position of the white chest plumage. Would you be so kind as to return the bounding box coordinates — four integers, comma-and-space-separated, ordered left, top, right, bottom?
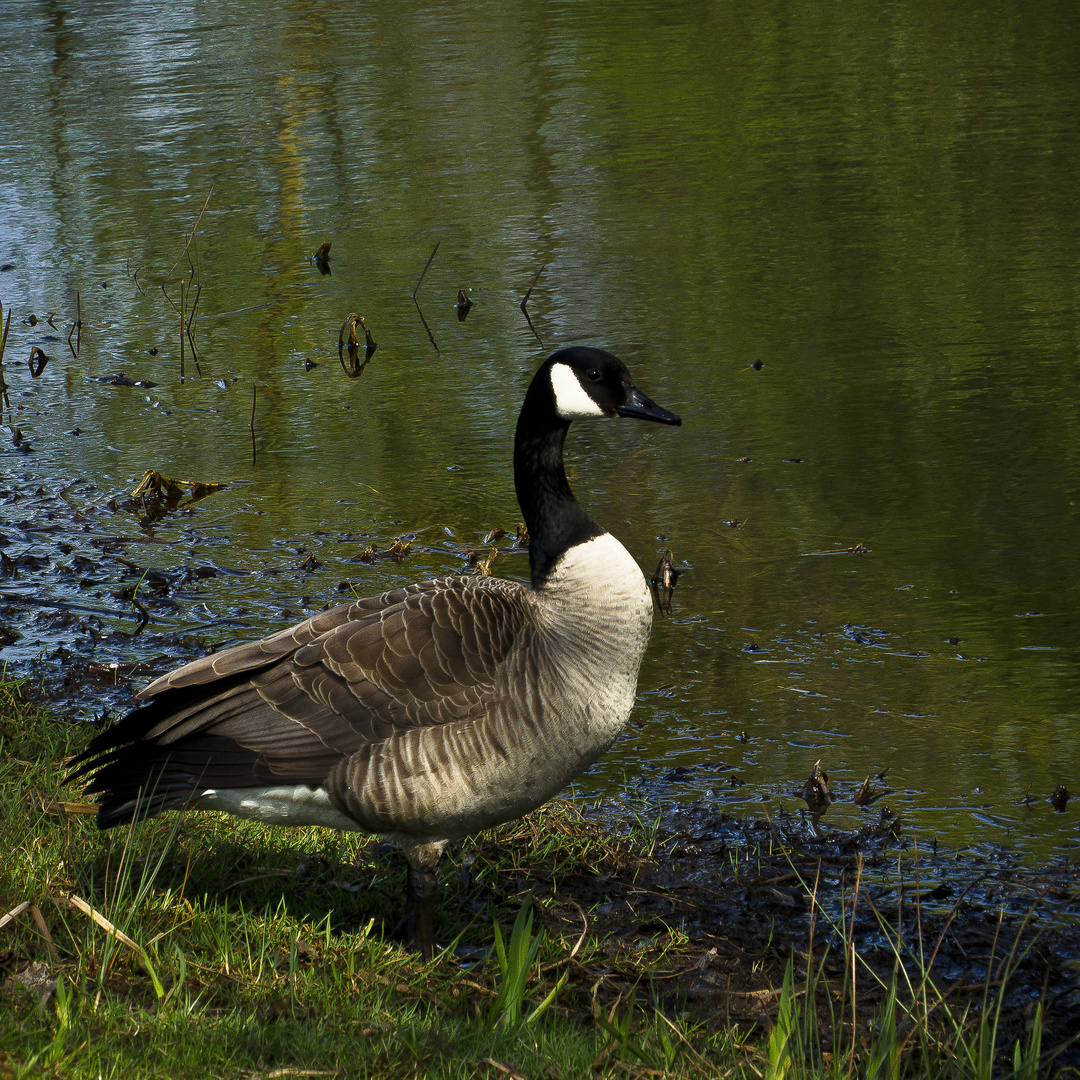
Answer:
531, 532, 654, 742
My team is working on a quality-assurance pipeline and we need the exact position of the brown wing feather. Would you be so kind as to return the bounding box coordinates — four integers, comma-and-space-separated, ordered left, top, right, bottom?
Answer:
137, 580, 448, 699
71, 576, 533, 827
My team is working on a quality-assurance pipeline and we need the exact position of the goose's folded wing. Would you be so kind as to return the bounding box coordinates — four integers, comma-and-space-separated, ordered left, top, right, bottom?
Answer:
135, 579, 448, 699
69, 577, 532, 800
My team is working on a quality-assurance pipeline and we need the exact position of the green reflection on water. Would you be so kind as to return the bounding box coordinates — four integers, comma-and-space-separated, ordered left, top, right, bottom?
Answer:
1, 0, 1077, 856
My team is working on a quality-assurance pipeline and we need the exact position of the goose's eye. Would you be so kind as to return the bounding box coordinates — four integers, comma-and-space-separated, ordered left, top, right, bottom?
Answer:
586, 368, 601, 382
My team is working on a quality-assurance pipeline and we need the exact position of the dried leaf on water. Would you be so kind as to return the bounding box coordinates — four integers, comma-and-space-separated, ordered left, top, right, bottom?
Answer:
28, 346, 49, 378
130, 469, 226, 508
468, 547, 498, 576
650, 549, 680, 615
801, 759, 835, 818
854, 775, 893, 807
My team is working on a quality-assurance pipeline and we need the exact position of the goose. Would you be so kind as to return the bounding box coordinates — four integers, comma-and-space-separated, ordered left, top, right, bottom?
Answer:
69, 346, 681, 955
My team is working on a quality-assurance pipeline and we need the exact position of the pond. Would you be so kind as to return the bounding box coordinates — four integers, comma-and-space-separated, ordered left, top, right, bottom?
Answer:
1, 0, 1077, 860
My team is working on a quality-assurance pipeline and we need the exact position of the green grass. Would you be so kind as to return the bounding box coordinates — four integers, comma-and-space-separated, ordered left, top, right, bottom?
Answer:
0, 677, 1069, 1079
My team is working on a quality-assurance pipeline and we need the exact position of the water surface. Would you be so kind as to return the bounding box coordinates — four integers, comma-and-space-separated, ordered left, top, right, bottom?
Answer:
1, 0, 1078, 859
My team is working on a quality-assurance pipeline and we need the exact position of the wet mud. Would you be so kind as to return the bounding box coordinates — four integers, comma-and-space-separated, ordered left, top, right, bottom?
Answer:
487, 806, 1080, 1069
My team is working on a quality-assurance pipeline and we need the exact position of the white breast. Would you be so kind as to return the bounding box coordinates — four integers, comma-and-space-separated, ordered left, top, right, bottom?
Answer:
536, 532, 654, 740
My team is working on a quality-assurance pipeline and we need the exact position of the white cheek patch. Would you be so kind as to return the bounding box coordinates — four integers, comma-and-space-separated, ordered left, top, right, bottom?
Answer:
550, 363, 607, 420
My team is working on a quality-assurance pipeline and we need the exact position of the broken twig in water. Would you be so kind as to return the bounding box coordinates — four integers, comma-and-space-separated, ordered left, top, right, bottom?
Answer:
456, 289, 473, 321
67, 291, 82, 357
802, 543, 869, 556
413, 241, 440, 299
314, 241, 332, 275
163, 184, 215, 284
250, 384, 257, 463
413, 298, 439, 355
179, 279, 186, 380
519, 263, 546, 313
185, 282, 202, 373
519, 263, 546, 345
338, 313, 376, 353
0, 302, 10, 419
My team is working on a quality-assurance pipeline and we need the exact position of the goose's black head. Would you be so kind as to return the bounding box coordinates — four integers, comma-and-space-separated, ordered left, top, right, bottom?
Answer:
533, 346, 682, 428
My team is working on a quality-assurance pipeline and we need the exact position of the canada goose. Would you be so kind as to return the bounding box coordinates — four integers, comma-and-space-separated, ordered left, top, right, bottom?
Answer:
69, 346, 681, 954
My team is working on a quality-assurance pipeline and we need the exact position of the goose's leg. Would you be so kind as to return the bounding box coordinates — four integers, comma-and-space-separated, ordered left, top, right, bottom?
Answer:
394, 842, 445, 958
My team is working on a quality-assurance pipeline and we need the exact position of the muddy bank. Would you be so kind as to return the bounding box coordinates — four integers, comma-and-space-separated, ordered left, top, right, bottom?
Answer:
464, 805, 1080, 1068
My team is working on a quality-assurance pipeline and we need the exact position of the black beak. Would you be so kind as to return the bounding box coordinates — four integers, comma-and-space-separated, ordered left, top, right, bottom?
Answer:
616, 385, 682, 426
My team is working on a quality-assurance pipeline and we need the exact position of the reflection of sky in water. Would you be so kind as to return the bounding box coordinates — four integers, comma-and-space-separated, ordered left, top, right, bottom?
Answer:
0, 0, 1077, 860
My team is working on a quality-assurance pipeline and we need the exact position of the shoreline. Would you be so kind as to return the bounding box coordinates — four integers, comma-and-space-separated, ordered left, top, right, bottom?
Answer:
2, 678, 1078, 1077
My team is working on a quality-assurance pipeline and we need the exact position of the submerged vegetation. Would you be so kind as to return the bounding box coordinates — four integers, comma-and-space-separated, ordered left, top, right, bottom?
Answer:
1, 678, 1077, 1078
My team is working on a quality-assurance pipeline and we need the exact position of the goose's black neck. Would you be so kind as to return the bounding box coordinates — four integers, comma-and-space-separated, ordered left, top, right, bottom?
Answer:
514, 379, 603, 590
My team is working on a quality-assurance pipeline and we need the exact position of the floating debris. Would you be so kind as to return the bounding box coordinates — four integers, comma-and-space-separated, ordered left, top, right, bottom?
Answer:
1051, 785, 1069, 811
467, 547, 498, 576
854, 774, 892, 807
351, 543, 377, 563
28, 346, 49, 378
800, 760, 835, 821
456, 289, 473, 321
338, 313, 378, 375
124, 469, 227, 522
383, 537, 412, 562
413, 241, 440, 299
515, 522, 529, 547
313, 241, 332, 276
650, 548, 680, 615
92, 373, 157, 389
519, 262, 546, 345
350, 537, 412, 564
482, 527, 506, 545
803, 543, 869, 556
